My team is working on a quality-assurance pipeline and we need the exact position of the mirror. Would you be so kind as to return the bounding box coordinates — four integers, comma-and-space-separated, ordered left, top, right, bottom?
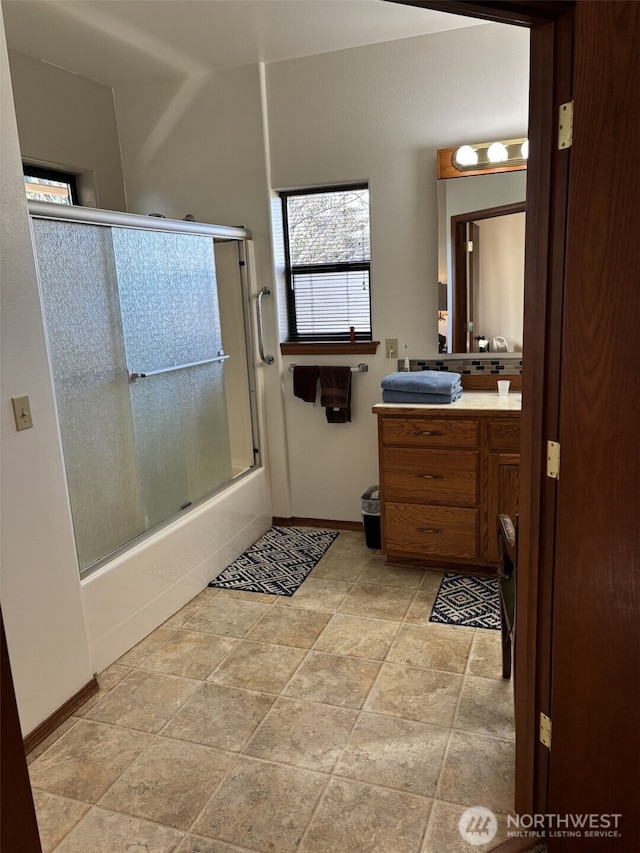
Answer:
437, 169, 527, 354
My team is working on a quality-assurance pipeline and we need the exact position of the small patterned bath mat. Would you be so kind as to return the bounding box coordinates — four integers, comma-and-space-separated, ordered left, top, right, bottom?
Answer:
208, 526, 339, 596
429, 572, 501, 630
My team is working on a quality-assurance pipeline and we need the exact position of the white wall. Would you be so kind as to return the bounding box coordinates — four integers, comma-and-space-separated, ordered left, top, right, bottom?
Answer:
8, 49, 126, 212
0, 16, 94, 735
265, 24, 529, 521
113, 63, 293, 519
478, 212, 525, 350
115, 24, 529, 524
1, 28, 273, 728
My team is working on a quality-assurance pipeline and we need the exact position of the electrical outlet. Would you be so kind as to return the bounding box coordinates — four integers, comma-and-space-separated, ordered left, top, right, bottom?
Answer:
385, 338, 398, 358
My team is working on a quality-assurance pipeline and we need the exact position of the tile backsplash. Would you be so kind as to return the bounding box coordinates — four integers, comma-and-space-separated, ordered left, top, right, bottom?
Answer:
399, 356, 523, 375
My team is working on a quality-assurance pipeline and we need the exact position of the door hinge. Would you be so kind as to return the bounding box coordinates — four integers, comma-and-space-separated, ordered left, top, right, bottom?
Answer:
540, 712, 552, 749
547, 440, 560, 480
464, 240, 474, 253
558, 100, 573, 150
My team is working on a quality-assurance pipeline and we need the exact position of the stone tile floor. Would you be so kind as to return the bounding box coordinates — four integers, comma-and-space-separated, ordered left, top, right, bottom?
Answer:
29, 531, 515, 853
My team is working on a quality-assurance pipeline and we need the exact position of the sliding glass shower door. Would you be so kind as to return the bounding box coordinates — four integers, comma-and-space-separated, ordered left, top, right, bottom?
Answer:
31, 209, 257, 575
113, 228, 232, 529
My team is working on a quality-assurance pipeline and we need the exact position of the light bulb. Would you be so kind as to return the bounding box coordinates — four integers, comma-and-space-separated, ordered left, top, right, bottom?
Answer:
487, 142, 508, 162
521, 140, 529, 159
454, 145, 478, 167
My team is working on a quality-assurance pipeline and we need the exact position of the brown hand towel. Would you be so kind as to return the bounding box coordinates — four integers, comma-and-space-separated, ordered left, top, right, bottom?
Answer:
319, 366, 352, 423
293, 365, 320, 403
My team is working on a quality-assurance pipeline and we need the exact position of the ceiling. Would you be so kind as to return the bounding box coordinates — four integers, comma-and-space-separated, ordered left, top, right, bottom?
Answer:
2, 0, 482, 86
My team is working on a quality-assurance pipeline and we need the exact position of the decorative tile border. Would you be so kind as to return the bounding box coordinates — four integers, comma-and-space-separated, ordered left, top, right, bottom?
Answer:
400, 356, 523, 376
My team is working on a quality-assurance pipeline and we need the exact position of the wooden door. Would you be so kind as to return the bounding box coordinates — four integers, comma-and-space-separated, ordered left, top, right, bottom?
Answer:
1, 610, 43, 852
452, 219, 481, 352
545, 3, 640, 850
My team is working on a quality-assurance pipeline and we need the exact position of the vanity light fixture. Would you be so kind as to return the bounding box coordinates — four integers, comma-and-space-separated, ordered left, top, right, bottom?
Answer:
438, 137, 528, 179
453, 145, 479, 167
487, 141, 509, 162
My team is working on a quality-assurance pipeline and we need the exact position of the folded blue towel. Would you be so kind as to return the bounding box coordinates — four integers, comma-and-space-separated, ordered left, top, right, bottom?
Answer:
382, 387, 463, 404
381, 370, 462, 395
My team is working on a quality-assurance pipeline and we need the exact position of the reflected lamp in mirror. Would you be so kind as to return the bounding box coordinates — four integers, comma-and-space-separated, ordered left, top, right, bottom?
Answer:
438, 138, 528, 180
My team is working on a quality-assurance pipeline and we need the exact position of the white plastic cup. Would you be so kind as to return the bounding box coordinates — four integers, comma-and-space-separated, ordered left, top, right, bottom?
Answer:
497, 380, 511, 397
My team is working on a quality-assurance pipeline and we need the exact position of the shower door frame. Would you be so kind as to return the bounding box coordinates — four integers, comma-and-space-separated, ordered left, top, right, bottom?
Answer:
29, 200, 263, 575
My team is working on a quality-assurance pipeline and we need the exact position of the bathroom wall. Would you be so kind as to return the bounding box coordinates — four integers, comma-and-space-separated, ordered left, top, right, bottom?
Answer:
114, 24, 529, 524
0, 18, 95, 735
0, 17, 530, 732
112, 63, 293, 520
265, 24, 529, 521
1, 29, 274, 725
8, 49, 126, 212
477, 211, 525, 350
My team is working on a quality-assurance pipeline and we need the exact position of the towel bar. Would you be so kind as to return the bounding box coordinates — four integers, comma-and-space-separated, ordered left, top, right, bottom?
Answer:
288, 363, 368, 373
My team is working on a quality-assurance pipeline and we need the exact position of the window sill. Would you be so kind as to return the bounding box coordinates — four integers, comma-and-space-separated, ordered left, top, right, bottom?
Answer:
280, 341, 380, 356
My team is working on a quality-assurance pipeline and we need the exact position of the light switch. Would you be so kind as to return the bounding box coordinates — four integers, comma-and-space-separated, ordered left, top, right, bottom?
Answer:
11, 395, 33, 431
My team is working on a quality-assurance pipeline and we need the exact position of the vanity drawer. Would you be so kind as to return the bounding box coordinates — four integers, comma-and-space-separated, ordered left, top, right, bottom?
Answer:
489, 418, 521, 451
384, 503, 478, 560
381, 448, 478, 505
381, 417, 478, 448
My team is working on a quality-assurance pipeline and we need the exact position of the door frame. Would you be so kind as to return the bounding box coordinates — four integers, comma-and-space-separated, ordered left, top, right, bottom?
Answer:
387, 0, 575, 816
451, 201, 526, 353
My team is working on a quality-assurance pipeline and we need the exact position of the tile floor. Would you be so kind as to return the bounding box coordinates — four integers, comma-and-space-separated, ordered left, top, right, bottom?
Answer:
29, 531, 515, 853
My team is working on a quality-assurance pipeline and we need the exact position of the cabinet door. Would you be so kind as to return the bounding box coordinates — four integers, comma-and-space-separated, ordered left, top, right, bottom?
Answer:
487, 452, 520, 564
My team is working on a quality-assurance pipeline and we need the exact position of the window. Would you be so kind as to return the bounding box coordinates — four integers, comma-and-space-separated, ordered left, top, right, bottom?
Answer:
23, 164, 79, 205
281, 184, 371, 342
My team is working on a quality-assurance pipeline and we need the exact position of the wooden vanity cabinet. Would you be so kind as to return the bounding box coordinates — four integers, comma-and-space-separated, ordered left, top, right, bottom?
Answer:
374, 405, 520, 573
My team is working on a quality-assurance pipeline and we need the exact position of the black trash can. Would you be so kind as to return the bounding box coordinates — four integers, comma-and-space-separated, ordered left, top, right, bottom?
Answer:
361, 485, 381, 549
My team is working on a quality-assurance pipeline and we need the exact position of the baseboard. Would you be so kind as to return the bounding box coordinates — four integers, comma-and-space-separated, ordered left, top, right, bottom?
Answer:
491, 836, 545, 852
23, 676, 99, 755
273, 516, 364, 532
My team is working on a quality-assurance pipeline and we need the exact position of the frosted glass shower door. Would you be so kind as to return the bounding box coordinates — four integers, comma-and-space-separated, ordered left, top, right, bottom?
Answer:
112, 229, 232, 529
33, 219, 147, 570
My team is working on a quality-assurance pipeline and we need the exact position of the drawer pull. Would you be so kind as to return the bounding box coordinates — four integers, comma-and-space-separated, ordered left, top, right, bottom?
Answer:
413, 430, 443, 436
414, 473, 442, 480
417, 527, 443, 535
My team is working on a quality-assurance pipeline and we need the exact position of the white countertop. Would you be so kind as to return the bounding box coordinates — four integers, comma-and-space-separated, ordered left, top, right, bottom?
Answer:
373, 391, 522, 413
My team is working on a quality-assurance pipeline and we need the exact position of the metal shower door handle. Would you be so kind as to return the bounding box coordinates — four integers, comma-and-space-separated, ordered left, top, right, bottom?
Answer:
256, 287, 275, 365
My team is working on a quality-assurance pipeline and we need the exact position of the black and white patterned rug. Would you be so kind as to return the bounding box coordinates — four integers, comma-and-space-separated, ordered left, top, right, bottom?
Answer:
429, 572, 501, 630
208, 526, 339, 596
